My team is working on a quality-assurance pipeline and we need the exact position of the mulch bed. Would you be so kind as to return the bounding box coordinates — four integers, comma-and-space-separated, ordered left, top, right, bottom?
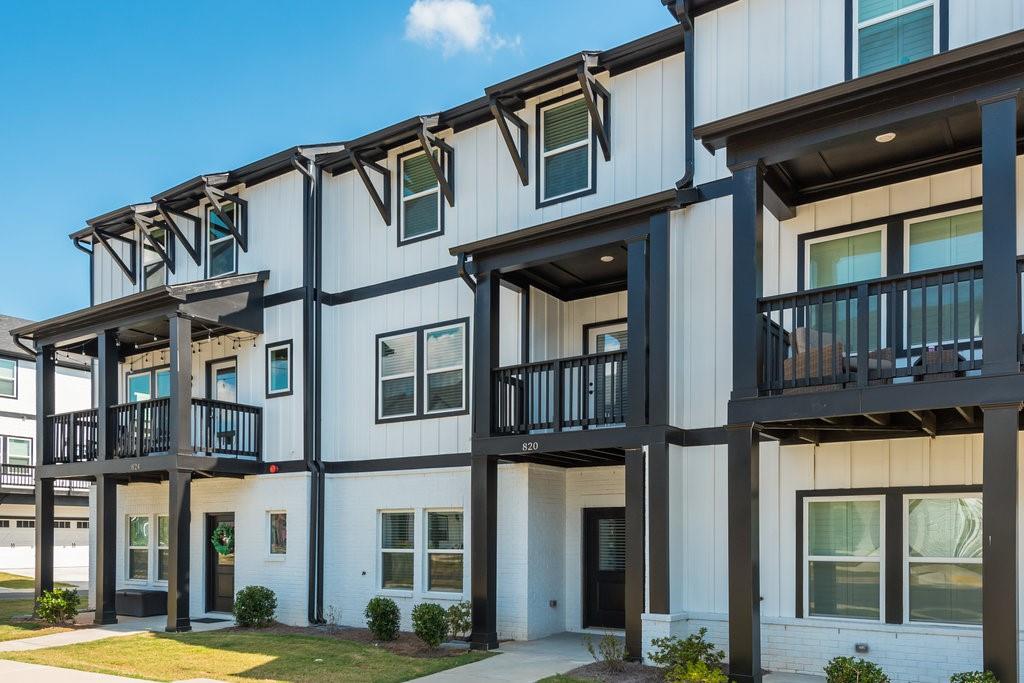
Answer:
224, 623, 472, 659
561, 661, 666, 682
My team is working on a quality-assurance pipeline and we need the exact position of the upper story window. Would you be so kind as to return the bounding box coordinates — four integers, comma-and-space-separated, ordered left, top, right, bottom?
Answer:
400, 150, 443, 244
266, 341, 293, 398
539, 95, 594, 205
141, 227, 170, 291
0, 358, 16, 398
207, 203, 239, 278
376, 319, 468, 423
424, 323, 466, 415
855, 0, 940, 76
126, 368, 170, 403
378, 332, 417, 420
4, 437, 32, 466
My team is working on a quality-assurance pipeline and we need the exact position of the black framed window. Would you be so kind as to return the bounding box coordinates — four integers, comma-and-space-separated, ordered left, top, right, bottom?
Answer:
207, 203, 239, 278
140, 225, 172, 291
266, 341, 293, 398
0, 357, 16, 399
399, 149, 446, 245
537, 92, 602, 207
848, 0, 947, 78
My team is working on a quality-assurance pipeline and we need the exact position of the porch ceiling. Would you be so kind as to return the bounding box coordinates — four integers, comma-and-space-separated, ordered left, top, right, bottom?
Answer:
504, 242, 628, 301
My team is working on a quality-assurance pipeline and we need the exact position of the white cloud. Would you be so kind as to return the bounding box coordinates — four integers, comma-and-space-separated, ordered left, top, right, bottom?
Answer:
404, 0, 520, 57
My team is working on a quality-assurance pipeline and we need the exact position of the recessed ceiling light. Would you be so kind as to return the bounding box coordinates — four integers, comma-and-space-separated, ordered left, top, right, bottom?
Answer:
875, 132, 896, 143
600, 255, 615, 263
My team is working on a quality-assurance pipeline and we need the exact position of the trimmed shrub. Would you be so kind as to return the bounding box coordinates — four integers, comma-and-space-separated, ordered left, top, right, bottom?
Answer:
364, 596, 401, 641
35, 588, 80, 626
446, 600, 472, 640
824, 657, 890, 683
411, 602, 448, 648
649, 627, 726, 670
233, 585, 277, 628
667, 660, 729, 683
951, 673, 999, 683
583, 633, 626, 672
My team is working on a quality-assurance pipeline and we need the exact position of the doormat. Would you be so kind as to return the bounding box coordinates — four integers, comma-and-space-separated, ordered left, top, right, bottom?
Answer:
192, 618, 231, 624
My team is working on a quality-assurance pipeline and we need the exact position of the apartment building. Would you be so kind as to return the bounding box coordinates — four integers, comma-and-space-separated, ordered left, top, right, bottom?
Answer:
12, 1, 1024, 681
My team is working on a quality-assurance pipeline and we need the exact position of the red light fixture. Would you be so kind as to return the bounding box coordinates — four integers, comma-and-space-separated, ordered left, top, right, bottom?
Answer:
269, 464, 279, 474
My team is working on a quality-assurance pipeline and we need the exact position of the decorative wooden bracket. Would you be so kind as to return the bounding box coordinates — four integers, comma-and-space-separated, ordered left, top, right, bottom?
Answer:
93, 228, 137, 285
132, 212, 175, 274
156, 202, 202, 266
203, 183, 249, 252
488, 96, 529, 186
351, 150, 392, 226
416, 116, 455, 207
577, 53, 612, 162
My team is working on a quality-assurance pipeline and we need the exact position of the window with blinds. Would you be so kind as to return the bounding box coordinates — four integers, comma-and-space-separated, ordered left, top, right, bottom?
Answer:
381, 511, 415, 590
377, 319, 468, 422
401, 151, 442, 243
541, 96, 592, 203
598, 517, 626, 572
424, 324, 465, 414
128, 515, 150, 581
379, 332, 417, 419
426, 510, 464, 592
805, 497, 884, 620
856, 0, 938, 77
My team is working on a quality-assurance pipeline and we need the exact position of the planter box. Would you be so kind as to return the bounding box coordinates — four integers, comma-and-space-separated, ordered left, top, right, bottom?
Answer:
115, 589, 167, 617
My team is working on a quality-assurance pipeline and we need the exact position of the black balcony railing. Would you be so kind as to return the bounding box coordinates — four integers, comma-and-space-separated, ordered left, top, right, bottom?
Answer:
758, 262, 985, 394
0, 464, 88, 492
493, 350, 628, 434
48, 398, 262, 463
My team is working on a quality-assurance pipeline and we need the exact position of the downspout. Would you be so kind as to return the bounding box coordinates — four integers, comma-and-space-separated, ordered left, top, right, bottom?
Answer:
73, 237, 95, 308
12, 333, 35, 359
663, 0, 696, 192
457, 252, 476, 291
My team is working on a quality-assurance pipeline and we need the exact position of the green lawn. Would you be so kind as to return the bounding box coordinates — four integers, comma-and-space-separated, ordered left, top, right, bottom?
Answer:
0, 598, 72, 642
1, 630, 491, 683
0, 572, 74, 590
536, 676, 589, 683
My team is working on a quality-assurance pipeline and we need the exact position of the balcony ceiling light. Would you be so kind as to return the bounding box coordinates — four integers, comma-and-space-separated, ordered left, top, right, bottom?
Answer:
600, 255, 615, 263
875, 131, 896, 143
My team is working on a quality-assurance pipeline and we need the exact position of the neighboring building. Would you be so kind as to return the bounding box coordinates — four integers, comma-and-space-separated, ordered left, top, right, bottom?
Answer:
0, 315, 91, 577
11, 3, 1024, 682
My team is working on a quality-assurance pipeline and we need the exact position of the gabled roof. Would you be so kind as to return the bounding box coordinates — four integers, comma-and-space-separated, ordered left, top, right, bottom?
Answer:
0, 315, 90, 370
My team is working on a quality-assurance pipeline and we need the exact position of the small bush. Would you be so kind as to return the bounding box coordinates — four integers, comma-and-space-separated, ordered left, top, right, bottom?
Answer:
233, 586, 277, 628
411, 602, 449, 648
364, 596, 401, 641
446, 600, 472, 640
667, 660, 729, 683
649, 627, 726, 670
583, 633, 626, 672
35, 588, 80, 626
951, 673, 999, 683
824, 656, 890, 683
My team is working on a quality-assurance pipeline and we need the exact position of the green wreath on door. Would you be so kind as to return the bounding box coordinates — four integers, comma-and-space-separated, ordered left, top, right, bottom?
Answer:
210, 523, 235, 556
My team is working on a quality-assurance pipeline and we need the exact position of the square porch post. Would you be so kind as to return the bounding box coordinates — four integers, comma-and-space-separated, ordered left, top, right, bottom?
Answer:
624, 447, 646, 660
167, 315, 193, 457
96, 330, 119, 460
93, 474, 118, 624
469, 453, 498, 649
166, 468, 192, 632
34, 345, 56, 598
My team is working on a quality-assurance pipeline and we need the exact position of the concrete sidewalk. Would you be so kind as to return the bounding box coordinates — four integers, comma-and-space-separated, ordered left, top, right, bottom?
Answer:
413, 632, 594, 682
0, 659, 147, 682
0, 614, 233, 652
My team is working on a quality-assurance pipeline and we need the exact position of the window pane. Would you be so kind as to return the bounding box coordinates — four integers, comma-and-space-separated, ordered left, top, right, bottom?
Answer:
428, 554, 463, 592
157, 549, 169, 582
380, 334, 416, 377
908, 497, 982, 559
808, 560, 880, 619
599, 517, 626, 572
859, 7, 934, 76
129, 549, 149, 580
545, 146, 589, 199
382, 552, 414, 590
270, 347, 290, 392
543, 99, 589, 151
270, 513, 287, 554
129, 516, 149, 547
155, 370, 171, 399
209, 206, 235, 241
127, 374, 152, 403
382, 377, 415, 417
403, 153, 439, 196
6, 439, 30, 466
908, 562, 982, 624
382, 512, 414, 550
428, 511, 463, 550
209, 239, 235, 276
403, 193, 439, 239
158, 516, 168, 548
427, 370, 463, 412
808, 232, 882, 289
859, 0, 926, 22
425, 326, 463, 370
808, 501, 881, 557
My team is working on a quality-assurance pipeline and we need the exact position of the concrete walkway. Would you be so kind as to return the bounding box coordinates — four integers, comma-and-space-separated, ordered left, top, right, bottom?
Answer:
413, 632, 595, 682
0, 659, 146, 682
0, 614, 233, 652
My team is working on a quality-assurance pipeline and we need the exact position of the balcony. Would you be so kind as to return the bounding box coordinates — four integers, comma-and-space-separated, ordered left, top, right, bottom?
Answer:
492, 350, 628, 434
0, 464, 88, 493
47, 398, 262, 464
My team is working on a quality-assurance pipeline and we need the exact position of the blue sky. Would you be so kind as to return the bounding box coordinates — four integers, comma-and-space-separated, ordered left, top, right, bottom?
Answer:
0, 1, 672, 321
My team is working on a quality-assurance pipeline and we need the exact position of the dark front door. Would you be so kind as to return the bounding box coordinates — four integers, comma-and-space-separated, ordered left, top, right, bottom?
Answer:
583, 507, 626, 629
206, 513, 235, 613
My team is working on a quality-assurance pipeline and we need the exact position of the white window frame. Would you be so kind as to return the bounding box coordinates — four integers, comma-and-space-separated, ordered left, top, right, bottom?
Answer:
126, 514, 151, 584
400, 150, 443, 243
0, 357, 16, 399
853, 0, 940, 77
539, 94, 594, 203
266, 342, 292, 397
378, 509, 416, 594
155, 514, 169, 584
803, 494, 886, 623
206, 204, 239, 279
423, 508, 465, 596
267, 510, 287, 559
422, 322, 467, 416
378, 332, 418, 420
902, 491, 982, 627
4, 436, 32, 467
803, 225, 888, 290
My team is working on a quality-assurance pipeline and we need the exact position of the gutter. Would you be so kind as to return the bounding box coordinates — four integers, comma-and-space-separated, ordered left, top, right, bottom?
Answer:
664, 0, 697, 195
11, 333, 35, 358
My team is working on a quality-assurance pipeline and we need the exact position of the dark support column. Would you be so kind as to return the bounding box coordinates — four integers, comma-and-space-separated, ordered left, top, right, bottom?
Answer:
627, 237, 649, 426
647, 213, 670, 426
93, 474, 117, 624
472, 271, 500, 439
732, 162, 765, 399
727, 423, 761, 683
34, 346, 56, 598
167, 315, 193, 456
469, 454, 498, 650
981, 93, 1020, 375
624, 447, 646, 660
96, 331, 119, 460
981, 403, 1020, 683
647, 442, 670, 615
166, 469, 192, 632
